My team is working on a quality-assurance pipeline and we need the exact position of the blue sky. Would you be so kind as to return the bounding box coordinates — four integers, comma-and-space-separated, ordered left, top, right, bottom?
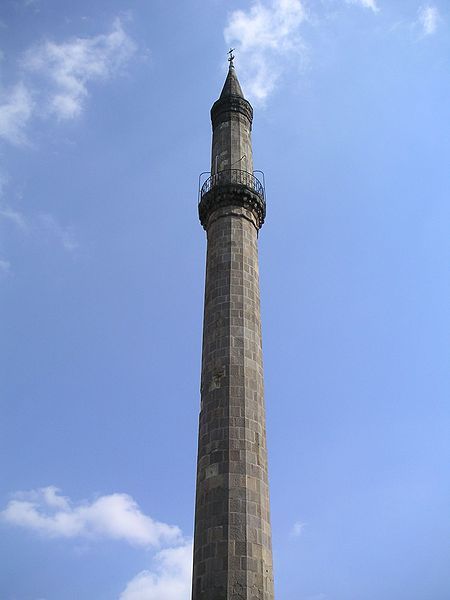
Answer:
0, 1, 449, 599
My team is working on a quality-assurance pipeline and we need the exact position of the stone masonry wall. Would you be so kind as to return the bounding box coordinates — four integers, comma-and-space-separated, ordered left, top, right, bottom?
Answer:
211, 111, 254, 176
192, 205, 274, 600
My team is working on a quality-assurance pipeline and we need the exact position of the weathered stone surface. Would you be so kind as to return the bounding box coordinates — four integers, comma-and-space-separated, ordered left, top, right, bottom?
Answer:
192, 63, 274, 600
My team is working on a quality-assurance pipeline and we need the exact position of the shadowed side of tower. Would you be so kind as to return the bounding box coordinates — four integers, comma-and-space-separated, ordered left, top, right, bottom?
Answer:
192, 60, 274, 600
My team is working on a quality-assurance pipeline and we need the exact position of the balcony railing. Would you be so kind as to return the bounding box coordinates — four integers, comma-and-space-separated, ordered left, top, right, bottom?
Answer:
199, 169, 265, 202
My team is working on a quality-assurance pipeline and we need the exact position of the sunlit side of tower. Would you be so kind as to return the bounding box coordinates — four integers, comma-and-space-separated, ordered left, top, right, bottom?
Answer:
192, 56, 274, 600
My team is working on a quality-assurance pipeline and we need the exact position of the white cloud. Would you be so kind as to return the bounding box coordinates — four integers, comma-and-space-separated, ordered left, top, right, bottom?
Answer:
224, 0, 307, 103
0, 82, 34, 145
418, 5, 440, 35
0, 201, 78, 251
345, 0, 379, 13
0, 204, 28, 231
38, 214, 78, 252
23, 18, 136, 119
223, 0, 390, 103
0, 19, 136, 144
120, 542, 192, 600
23, 0, 41, 10
291, 520, 306, 537
38, 485, 71, 510
1, 486, 181, 547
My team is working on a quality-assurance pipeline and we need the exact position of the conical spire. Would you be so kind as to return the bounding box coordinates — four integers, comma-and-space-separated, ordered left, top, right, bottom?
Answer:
210, 50, 253, 148
219, 60, 244, 99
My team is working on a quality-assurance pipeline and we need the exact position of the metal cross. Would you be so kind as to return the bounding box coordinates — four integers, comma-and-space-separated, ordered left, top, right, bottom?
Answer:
228, 48, 235, 64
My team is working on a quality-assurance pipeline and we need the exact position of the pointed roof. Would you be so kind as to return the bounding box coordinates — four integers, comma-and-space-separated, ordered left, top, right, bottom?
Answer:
220, 62, 244, 99
211, 58, 253, 126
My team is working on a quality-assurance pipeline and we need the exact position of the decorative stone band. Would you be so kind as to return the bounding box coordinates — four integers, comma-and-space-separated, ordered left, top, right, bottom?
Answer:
211, 95, 253, 126
199, 182, 266, 231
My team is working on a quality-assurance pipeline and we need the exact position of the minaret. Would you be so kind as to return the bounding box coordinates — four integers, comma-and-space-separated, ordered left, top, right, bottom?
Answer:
192, 54, 274, 600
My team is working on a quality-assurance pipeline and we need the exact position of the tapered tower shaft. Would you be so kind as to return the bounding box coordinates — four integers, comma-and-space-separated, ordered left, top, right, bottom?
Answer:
192, 62, 274, 600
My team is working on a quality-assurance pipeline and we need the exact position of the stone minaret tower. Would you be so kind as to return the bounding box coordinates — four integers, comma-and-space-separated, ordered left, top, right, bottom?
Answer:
192, 56, 274, 600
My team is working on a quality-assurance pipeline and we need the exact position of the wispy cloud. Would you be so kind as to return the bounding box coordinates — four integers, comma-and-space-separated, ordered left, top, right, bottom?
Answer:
38, 214, 78, 252
1, 486, 181, 547
23, 0, 41, 10
0, 18, 136, 147
0, 20, 128, 262
291, 520, 306, 537
0, 204, 29, 231
120, 542, 193, 600
224, 0, 383, 104
0, 198, 78, 253
23, 18, 136, 120
417, 5, 440, 35
224, 0, 307, 104
0, 82, 34, 145
345, 0, 379, 13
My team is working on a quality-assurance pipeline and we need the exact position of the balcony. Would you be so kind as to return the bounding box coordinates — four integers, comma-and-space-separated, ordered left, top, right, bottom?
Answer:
199, 169, 265, 203
198, 169, 266, 230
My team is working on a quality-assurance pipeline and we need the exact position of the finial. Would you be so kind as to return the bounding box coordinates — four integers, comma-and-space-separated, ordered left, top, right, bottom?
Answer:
228, 48, 235, 67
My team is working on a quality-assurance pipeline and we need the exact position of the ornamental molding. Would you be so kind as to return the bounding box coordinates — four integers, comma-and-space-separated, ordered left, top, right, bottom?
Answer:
199, 183, 266, 230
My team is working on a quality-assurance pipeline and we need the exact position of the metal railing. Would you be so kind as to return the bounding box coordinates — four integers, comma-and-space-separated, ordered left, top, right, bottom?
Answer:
199, 169, 265, 202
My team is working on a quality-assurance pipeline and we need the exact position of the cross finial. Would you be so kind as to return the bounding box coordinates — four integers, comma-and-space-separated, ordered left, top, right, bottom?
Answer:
228, 48, 235, 66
